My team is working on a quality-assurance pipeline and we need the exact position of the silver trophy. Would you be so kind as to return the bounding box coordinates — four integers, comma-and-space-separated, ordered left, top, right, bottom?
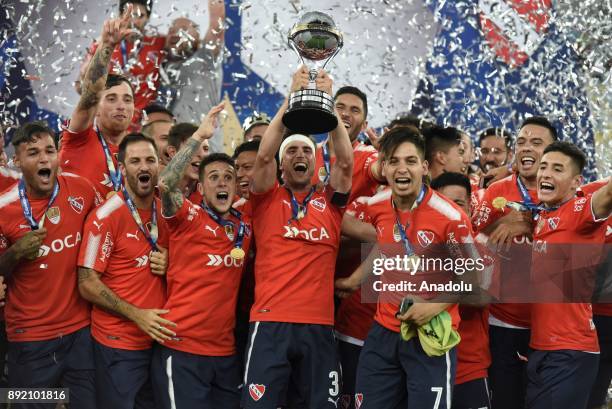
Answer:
282, 12, 343, 134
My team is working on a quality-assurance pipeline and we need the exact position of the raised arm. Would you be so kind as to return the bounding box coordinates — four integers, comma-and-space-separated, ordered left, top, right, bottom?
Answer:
252, 67, 309, 193
203, 0, 225, 59
70, 6, 134, 133
592, 179, 612, 220
158, 102, 224, 216
77, 267, 176, 343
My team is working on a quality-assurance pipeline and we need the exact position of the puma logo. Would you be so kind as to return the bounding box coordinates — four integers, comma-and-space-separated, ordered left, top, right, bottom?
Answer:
205, 225, 219, 237
93, 220, 103, 231
126, 230, 139, 240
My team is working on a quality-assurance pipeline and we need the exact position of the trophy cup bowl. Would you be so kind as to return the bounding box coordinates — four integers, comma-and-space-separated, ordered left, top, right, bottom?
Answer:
282, 11, 343, 135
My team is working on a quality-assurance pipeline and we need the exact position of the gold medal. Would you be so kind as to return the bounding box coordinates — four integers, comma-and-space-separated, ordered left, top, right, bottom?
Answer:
230, 247, 245, 260
492, 196, 507, 210
106, 191, 117, 199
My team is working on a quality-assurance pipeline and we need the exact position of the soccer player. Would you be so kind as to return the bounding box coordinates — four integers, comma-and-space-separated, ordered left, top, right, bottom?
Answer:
242, 67, 353, 408
166, 122, 210, 202
0, 122, 101, 408
142, 118, 173, 165
234, 139, 260, 199
313, 86, 383, 202
76, 133, 170, 409
423, 125, 467, 179
152, 103, 252, 408
478, 127, 513, 174
242, 113, 271, 142
61, 11, 136, 198
526, 141, 611, 409
336, 126, 474, 409
431, 172, 492, 409
471, 116, 557, 409
142, 103, 174, 125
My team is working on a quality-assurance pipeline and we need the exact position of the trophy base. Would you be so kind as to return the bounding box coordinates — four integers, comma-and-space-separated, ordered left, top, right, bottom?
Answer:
282, 89, 338, 134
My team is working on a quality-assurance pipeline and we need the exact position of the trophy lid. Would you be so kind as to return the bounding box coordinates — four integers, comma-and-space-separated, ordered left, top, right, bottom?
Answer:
288, 11, 343, 62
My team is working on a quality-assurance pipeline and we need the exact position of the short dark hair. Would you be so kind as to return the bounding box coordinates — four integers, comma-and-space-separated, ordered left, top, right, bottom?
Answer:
379, 126, 425, 161
117, 133, 158, 164
143, 104, 174, 119
431, 172, 472, 196
334, 86, 368, 118
141, 120, 172, 138
105, 73, 134, 95
478, 127, 513, 149
233, 140, 260, 159
12, 121, 55, 148
542, 141, 586, 174
119, 0, 153, 16
388, 114, 434, 131
198, 153, 235, 179
168, 123, 198, 148
519, 116, 558, 141
422, 125, 462, 163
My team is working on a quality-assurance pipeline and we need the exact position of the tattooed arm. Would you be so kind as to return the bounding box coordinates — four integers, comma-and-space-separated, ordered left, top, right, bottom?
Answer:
158, 102, 225, 217
69, 6, 135, 133
77, 267, 177, 343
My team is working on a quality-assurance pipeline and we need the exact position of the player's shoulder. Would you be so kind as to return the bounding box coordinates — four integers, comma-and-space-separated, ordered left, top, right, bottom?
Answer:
354, 143, 378, 154
424, 190, 463, 222
93, 193, 125, 221
0, 184, 19, 210
367, 188, 391, 207
485, 174, 514, 193
0, 166, 21, 180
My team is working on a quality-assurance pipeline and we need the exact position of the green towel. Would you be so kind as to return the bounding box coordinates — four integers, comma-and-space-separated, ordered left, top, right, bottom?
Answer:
400, 310, 461, 357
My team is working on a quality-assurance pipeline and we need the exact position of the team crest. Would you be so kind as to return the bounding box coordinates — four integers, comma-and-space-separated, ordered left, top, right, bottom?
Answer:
68, 196, 84, 214
249, 384, 266, 401
318, 166, 328, 183
355, 393, 363, 409
393, 224, 401, 242
547, 217, 560, 230
310, 197, 327, 212
225, 224, 235, 241
417, 230, 435, 248
46, 207, 60, 224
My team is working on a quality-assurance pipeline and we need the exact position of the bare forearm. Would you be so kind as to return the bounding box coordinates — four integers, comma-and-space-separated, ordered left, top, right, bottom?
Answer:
341, 214, 377, 243
253, 99, 287, 192
160, 138, 201, 192
0, 247, 22, 278
78, 268, 138, 321
77, 43, 113, 111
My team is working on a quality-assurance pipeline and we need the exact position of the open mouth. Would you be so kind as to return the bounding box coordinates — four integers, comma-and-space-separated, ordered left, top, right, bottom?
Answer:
216, 191, 229, 202
342, 120, 351, 129
395, 177, 411, 188
190, 161, 200, 174
293, 162, 308, 175
238, 181, 249, 189
138, 173, 151, 184
38, 168, 51, 183
539, 181, 554, 192
520, 156, 535, 168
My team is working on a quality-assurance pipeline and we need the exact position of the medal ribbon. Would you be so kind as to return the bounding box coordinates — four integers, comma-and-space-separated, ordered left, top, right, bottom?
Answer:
122, 187, 158, 251
202, 203, 246, 251
515, 176, 548, 214
321, 141, 331, 186
18, 178, 60, 230
285, 186, 316, 223
96, 127, 122, 192
392, 184, 427, 256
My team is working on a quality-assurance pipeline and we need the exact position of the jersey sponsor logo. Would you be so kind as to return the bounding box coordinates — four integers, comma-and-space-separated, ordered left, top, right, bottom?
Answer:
249, 384, 266, 401
547, 217, 560, 230
46, 207, 60, 224
282, 225, 330, 241
533, 239, 547, 254
126, 229, 140, 240
135, 255, 149, 267
417, 230, 435, 248
205, 225, 219, 237
513, 235, 533, 245
100, 232, 113, 262
68, 196, 84, 214
310, 197, 327, 212
355, 393, 363, 409
206, 254, 244, 268
37, 232, 82, 258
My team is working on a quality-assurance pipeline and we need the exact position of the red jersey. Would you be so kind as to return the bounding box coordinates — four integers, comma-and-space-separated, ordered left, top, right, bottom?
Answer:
578, 179, 611, 316
529, 194, 606, 352
456, 306, 490, 384
0, 167, 20, 193
161, 199, 252, 356
472, 173, 536, 328
335, 197, 377, 344
59, 125, 118, 198
0, 174, 100, 341
365, 187, 473, 333
78, 194, 166, 350
89, 36, 166, 123
313, 140, 379, 202
250, 182, 345, 325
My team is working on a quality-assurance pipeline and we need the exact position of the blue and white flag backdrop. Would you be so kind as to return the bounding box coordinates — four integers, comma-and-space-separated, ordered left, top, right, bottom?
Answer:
1, 0, 609, 178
